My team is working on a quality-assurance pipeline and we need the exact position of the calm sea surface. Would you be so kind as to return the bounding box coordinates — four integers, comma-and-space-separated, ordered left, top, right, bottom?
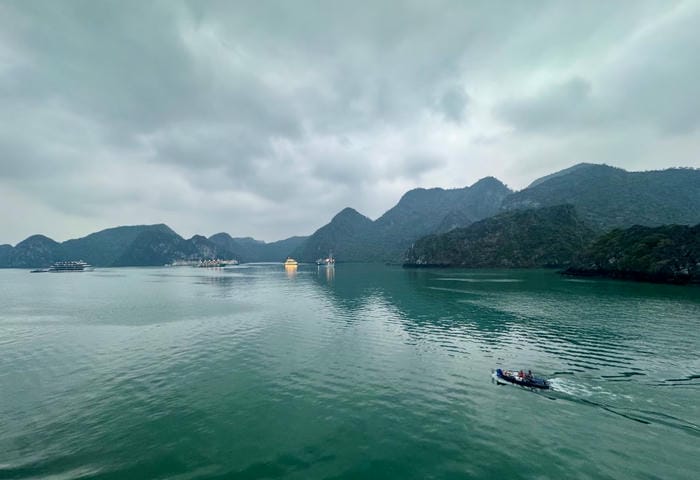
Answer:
1, 264, 698, 479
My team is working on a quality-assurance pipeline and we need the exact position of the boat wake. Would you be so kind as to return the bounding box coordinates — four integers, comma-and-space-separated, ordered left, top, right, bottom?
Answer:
546, 378, 613, 397
545, 377, 700, 436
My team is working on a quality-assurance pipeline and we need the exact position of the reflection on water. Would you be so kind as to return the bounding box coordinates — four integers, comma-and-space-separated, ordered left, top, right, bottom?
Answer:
284, 264, 297, 279
318, 264, 335, 283
0, 265, 698, 480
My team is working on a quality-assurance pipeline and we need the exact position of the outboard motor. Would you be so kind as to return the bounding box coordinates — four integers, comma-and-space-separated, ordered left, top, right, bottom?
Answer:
496, 368, 503, 377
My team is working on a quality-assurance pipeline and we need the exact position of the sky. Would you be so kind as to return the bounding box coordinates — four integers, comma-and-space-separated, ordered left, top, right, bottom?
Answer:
1, 0, 699, 245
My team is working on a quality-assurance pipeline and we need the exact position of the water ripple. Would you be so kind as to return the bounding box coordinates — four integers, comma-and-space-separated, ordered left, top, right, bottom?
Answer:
1, 266, 698, 479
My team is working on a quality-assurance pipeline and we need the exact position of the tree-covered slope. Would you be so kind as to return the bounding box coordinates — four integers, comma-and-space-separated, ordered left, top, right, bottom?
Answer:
3, 235, 61, 268
373, 177, 512, 255
111, 228, 191, 266
0, 244, 11, 265
404, 205, 595, 268
112, 230, 237, 266
564, 224, 700, 284
503, 164, 700, 231
291, 208, 375, 262
60, 224, 177, 266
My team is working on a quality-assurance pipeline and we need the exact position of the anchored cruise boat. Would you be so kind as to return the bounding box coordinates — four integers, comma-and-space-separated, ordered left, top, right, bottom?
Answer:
49, 260, 92, 272
28, 261, 93, 272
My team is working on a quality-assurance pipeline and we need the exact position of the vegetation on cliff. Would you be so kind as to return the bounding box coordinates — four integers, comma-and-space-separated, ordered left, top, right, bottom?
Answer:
564, 224, 700, 284
291, 208, 376, 262
293, 177, 511, 262
503, 164, 700, 231
404, 205, 595, 268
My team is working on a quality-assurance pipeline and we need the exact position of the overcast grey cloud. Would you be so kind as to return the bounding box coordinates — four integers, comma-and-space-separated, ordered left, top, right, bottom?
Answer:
1, 0, 699, 245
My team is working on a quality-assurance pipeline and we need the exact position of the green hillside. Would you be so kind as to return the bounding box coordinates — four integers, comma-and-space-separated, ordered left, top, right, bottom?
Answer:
4, 235, 61, 268
60, 224, 178, 266
294, 177, 511, 263
564, 224, 700, 284
404, 205, 595, 268
291, 208, 375, 262
503, 164, 700, 231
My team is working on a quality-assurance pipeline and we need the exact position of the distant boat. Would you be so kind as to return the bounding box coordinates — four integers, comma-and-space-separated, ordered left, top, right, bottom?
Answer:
316, 252, 335, 266
196, 259, 239, 268
168, 259, 239, 267
46, 260, 92, 272
284, 258, 299, 267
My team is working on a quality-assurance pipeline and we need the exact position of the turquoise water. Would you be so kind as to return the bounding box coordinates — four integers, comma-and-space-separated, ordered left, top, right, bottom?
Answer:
1, 265, 698, 479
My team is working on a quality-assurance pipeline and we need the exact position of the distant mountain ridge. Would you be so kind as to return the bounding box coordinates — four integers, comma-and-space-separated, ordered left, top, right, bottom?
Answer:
3, 163, 699, 268
0, 224, 305, 268
292, 177, 512, 262
208, 233, 307, 263
295, 164, 700, 263
526, 163, 597, 188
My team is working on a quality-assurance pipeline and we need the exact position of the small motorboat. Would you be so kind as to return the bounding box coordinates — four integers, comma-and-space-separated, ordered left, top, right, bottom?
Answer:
493, 368, 550, 390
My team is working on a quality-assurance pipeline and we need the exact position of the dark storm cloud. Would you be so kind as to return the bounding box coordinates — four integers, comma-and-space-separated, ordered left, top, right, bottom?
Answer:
3, 2, 194, 133
436, 85, 470, 123
0, 0, 698, 244
496, 77, 600, 132
496, 2, 700, 135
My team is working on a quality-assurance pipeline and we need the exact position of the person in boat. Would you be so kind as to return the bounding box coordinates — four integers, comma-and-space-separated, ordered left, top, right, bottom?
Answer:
527, 370, 533, 380
518, 370, 524, 379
